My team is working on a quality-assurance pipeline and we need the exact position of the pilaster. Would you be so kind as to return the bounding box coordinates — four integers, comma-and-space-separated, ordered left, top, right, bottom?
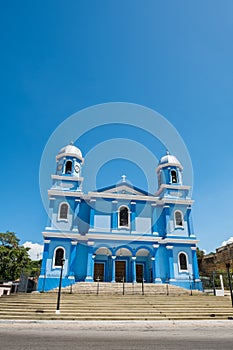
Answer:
132, 256, 137, 283
85, 241, 95, 282
111, 255, 116, 282
166, 245, 175, 281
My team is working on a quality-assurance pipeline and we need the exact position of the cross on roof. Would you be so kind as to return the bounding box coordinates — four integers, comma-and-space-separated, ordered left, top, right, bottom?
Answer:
121, 175, 126, 182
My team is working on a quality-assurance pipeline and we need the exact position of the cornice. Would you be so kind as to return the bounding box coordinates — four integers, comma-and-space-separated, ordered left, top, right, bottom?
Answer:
56, 153, 84, 163
51, 175, 84, 182
42, 230, 198, 246
47, 189, 193, 206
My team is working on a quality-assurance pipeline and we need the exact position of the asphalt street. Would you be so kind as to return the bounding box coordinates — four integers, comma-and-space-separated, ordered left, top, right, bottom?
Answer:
0, 321, 233, 350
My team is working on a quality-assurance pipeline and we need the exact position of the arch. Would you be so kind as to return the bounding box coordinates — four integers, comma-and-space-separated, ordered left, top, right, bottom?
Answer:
53, 247, 65, 267
170, 169, 178, 183
115, 247, 132, 257
135, 247, 153, 257
65, 160, 72, 174
178, 252, 188, 271
94, 247, 112, 256
58, 202, 69, 220
174, 210, 184, 227
118, 206, 130, 228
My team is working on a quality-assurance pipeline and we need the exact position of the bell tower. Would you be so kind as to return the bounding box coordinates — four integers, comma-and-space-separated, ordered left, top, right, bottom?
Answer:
52, 142, 84, 192
156, 150, 183, 189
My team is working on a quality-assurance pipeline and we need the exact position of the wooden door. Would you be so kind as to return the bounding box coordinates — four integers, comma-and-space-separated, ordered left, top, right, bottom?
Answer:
94, 263, 105, 281
115, 261, 126, 282
136, 263, 144, 282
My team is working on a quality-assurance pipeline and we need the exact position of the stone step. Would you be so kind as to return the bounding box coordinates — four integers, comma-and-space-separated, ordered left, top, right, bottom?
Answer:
1, 292, 232, 320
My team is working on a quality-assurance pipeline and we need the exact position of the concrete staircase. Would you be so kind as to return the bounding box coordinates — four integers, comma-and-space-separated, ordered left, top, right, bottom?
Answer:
0, 288, 233, 320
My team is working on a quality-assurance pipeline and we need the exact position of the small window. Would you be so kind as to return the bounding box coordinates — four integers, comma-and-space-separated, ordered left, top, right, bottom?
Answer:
54, 248, 65, 267
59, 203, 69, 220
179, 252, 188, 270
175, 211, 183, 227
119, 206, 129, 227
65, 160, 72, 174
171, 170, 177, 183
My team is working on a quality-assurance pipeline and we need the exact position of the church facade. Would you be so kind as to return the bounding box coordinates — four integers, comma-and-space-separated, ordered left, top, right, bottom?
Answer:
38, 143, 202, 291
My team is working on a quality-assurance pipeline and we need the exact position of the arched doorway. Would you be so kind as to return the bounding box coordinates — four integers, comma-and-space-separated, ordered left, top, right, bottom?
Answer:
136, 248, 151, 283
94, 247, 112, 282
115, 247, 132, 282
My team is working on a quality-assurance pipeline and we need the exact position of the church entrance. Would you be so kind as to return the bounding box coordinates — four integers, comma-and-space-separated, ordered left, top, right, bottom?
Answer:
115, 261, 126, 282
136, 263, 144, 282
94, 262, 105, 281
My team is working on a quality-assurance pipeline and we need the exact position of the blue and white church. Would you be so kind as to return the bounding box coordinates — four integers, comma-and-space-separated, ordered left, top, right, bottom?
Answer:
38, 143, 202, 291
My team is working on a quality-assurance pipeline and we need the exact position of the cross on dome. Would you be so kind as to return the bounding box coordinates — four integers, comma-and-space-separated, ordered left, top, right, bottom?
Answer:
121, 175, 127, 182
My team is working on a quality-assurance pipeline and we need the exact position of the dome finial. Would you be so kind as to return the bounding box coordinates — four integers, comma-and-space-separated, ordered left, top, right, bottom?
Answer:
166, 149, 170, 155
121, 175, 126, 182
70, 141, 74, 145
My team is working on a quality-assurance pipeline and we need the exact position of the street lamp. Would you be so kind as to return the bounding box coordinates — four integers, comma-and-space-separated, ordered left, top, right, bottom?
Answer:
56, 258, 65, 314
226, 263, 233, 307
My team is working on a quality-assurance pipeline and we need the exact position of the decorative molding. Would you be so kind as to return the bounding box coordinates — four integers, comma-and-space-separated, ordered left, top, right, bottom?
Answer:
56, 152, 84, 163
42, 231, 199, 245
166, 245, 174, 250
51, 174, 83, 182
153, 244, 159, 249
44, 239, 51, 244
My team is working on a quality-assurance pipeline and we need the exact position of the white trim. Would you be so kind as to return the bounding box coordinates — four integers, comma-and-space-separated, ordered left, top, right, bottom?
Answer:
64, 159, 73, 174
178, 251, 189, 272
96, 184, 145, 196
42, 231, 198, 245
170, 169, 178, 184
48, 189, 193, 205
174, 210, 184, 228
118, 205, 131, 229
56, 152, 84, 163
51, 174, 84, 182
52, 246, 66, 269
58, 202, 69, 221
156, 162, 183, 172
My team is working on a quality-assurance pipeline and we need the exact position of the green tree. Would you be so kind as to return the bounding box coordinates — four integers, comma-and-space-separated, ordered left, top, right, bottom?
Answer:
196, 247, 205, 274
0, 231, 31, 281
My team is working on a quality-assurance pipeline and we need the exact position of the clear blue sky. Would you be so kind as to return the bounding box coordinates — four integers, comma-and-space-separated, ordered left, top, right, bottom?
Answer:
1, 1, 233, 253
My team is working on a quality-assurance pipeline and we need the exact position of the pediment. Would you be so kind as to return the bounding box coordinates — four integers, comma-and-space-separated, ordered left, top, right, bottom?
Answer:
94, 183, 149, 196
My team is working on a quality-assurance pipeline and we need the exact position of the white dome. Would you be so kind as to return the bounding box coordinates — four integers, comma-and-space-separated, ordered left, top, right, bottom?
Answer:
57, 143, 83, 160
158, 151, 183, 170
159, 154, 181, 166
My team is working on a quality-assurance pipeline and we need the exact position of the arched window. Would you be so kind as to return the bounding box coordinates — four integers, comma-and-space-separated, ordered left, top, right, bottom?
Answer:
54, 247, 65, 267
59, 203, 69, 220
175, 210, 183, 227
179, 252, 188, 271
119, 206, 129, 227
171, 170, 178, 183
65, 160, 72, 174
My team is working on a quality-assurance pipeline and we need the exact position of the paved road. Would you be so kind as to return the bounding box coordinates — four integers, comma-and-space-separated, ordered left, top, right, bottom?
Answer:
0, 321, 233, 350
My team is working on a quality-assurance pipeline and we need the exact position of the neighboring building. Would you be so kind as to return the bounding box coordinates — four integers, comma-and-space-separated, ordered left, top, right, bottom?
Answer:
38, 143, 202, 291
202, 243, 233, 275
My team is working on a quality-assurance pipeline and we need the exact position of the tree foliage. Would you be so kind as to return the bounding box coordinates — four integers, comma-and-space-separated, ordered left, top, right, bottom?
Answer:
196, 247, 205, 273
0, 231, 31, 281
